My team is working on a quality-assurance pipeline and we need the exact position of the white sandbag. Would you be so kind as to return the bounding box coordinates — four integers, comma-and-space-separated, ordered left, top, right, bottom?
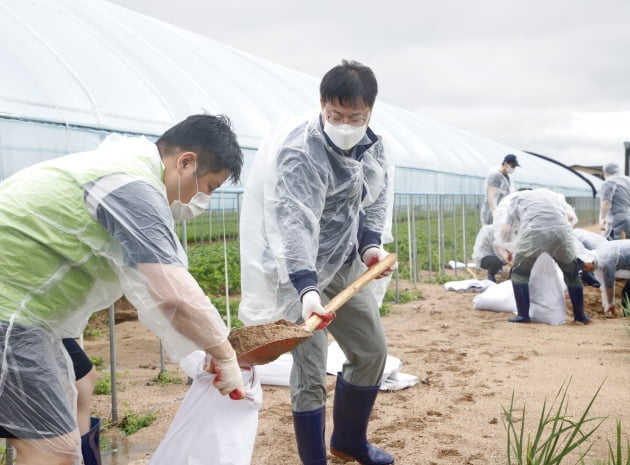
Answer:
257, 342, 419, 391
529, 253, 566, 325
255, 352, 292, 387
472, 280, 516, 313
149, 351, 262, 465
326, 341, 418, 391
445, 279, 494, 292
472, 253, 567, 325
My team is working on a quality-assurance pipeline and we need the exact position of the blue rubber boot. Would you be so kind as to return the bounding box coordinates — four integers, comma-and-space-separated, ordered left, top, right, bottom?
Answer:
508, 283, 531, 323
293, 407, 327, 465
81, 417, 102, 465
330, 374, 394, 465
568, 286, 591, 324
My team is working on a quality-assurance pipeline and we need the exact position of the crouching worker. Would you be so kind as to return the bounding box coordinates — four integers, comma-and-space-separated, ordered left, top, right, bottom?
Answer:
583, 239, 630, 317
0, 114, 246, 465
472, 225, 507, 282
239, 60, 397, 464
494, 188, 590, 324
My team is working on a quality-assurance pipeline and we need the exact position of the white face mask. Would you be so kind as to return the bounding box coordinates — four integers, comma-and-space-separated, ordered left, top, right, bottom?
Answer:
506, 166, 515, 174
323, 121, 367, 151
170, 167, 211, 220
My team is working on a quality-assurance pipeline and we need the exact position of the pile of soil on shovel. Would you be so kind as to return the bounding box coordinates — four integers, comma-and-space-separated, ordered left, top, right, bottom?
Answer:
228, 319, 312, 359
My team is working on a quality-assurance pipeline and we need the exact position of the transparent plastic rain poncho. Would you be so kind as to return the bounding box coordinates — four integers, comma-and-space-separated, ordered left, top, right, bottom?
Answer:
472, 224, 499, 267
0, 135, 227, 459
573, 228, 607, 251
600, 174, 630, 239
480, 167, 513, 225
591, 240, 630, 309
493, 188, 578, 261
239, 112, 393, 325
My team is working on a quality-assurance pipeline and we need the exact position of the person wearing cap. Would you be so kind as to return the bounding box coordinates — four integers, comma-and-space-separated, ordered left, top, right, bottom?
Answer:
599, 161, 630, 240
480, 154, 520, 225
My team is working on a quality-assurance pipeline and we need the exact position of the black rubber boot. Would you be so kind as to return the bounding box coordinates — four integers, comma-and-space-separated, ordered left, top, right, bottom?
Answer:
568, 286, 591, 324
508, 283, 531, 323
293, 407, 327, 465
581, 271, 601, 288
81, 417, 102, 465
330, 374, 394, 465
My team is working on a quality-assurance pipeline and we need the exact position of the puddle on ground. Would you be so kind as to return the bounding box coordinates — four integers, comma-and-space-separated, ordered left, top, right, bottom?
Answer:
101, 429, 156, 465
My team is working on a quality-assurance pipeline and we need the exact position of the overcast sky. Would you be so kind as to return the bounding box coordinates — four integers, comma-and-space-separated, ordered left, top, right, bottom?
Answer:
109, 0, 630, 168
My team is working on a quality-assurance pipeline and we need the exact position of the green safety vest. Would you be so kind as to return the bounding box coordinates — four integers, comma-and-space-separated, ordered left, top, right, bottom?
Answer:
0, 135, 166, 330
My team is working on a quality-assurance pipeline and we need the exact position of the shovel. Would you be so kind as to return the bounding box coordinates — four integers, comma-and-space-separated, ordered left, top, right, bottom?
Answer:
230, 253, 397, 367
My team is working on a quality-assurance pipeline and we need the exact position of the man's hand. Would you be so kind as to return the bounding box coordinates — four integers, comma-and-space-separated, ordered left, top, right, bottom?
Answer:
361, 247, 398, 278
301, 290, 334, 329
207, 353, 246, 400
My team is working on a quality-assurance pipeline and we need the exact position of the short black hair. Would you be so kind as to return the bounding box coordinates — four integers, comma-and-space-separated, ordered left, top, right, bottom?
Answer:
157, 114, 243, 184
320, 59, 378, 109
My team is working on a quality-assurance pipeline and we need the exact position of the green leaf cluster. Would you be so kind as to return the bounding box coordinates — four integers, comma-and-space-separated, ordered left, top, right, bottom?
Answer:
187, 242, 241, 295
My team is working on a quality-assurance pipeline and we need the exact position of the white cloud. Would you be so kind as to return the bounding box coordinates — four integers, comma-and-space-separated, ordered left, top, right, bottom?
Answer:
110, 0, 630, 167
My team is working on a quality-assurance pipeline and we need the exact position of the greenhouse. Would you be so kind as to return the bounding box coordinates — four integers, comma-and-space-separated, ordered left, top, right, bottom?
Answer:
1, 0, 602, 199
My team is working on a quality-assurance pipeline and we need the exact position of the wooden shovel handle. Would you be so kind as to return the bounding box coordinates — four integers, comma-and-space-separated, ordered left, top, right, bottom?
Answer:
303, 253, 397, 332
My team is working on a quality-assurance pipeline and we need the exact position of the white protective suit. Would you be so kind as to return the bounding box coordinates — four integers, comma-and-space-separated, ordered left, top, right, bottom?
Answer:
472, 224, 499, 267
600, 173, 630, 239
493, 189, 578, 257
239, 113, 393, 325
0, 135, 228, 458
480, 167, 513, 225
591, 239, 630, 309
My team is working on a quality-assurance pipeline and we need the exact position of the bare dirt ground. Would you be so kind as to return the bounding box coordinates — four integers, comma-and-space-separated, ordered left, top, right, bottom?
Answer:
85, 275, 630, 465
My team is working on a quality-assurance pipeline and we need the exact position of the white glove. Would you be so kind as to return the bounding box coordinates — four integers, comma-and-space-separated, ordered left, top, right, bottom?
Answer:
361, 247, 398, 278
207, 352, 245, 399
301, 290, 334, 329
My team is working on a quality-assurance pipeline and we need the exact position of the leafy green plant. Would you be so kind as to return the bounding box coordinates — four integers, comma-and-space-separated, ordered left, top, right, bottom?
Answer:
119, 403, 156, 436
152, 370, 184, 386
94, 374, 112, 395
503, 380, 605, 465
90, 356, 105, 370
384, 288, 424, 304
187, 242, 241, 295
83, 327, 102, 338
424, 273, 458, 285
212, 296, 243, 329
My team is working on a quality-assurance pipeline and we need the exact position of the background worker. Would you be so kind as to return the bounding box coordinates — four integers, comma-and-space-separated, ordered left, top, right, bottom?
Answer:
599, 161, 630, 240
239, 60, 396, 465
480, 154, 520, 225
472, 224, 507, 282
572, 228, 605, 288
584, 239, 630, 317
493, 188, 590, 324
0, 114, 246, 465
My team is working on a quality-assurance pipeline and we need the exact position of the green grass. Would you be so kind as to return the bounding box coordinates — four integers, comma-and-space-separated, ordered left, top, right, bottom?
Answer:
151, 370, 185, 386
119, 403, 156, 436
503, 380, 610, 465
94, 374, 112, 395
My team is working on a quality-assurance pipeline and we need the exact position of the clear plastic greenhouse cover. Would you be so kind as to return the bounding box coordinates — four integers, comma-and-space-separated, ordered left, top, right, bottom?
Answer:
0, 0, 601, 195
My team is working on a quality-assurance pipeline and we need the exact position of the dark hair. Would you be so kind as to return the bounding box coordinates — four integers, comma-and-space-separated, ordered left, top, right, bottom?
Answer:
157, 114, 243, 184
320, 59, 378, 109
